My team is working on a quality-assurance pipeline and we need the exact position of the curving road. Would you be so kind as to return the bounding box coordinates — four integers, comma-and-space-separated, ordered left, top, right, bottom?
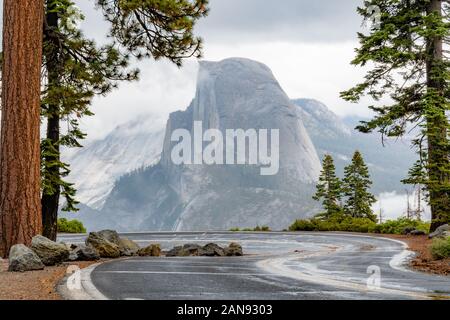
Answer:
59, 232, 450, 300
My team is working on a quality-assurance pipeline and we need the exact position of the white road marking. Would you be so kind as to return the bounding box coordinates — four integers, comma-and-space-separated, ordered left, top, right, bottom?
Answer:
99, 271, 274, 276
118, 263, 260, 270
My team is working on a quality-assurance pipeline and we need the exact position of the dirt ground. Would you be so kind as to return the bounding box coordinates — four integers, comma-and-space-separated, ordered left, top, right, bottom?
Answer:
379, 234, 450, 276
0, 259, 97, 300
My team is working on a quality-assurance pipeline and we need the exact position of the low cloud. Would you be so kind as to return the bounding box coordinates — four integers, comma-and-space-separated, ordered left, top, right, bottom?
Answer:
196, 0, 364, 44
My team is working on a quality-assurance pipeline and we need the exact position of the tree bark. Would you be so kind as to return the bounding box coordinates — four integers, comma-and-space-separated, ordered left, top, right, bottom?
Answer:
0, 0, 44, 257
426, 0, 450, 232
41, 3, 61, 241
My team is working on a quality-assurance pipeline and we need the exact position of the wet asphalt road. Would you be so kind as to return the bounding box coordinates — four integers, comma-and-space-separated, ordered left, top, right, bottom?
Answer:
59, 232, 450, 300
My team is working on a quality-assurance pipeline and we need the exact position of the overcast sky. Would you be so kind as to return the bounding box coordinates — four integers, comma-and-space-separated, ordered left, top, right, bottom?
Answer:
1, 0, 369, 140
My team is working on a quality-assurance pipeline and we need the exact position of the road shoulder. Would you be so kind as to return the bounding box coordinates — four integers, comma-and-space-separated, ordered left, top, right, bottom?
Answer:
0, 259, 98, 300
378, 234, 450, 276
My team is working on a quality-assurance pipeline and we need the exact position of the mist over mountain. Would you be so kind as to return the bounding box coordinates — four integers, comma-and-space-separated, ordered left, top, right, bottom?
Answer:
293, 99, 415, 194
63, 59, 417, 231
65, 58, 323, 231
63, 116, 166, 209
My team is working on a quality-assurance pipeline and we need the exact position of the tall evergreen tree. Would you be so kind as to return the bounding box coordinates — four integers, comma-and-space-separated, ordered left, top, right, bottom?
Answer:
39, 0, 208, 240
341, 0, 450, 231
96, 0, 208, 65
40, 0, 139, 240
0, 0, 44, 257
313, 155, 343, 218
342, 151, 377, 222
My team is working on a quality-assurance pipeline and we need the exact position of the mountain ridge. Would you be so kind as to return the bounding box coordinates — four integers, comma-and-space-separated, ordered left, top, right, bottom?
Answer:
63, 59, 417, 231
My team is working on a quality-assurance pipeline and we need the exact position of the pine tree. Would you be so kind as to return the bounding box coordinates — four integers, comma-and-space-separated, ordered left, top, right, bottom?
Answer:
0, 0, 45, 257
341, 0, 450, 231
313, 155, 343, 218
96, 0, 208, 66
40, 0, 139, 240
342, 151, 377, 222
39, 0, 208, 240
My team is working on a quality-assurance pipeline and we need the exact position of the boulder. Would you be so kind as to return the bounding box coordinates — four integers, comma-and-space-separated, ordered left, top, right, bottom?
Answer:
224, 243, 243, 256
68, 251, 78, 262
97, 230, 121, 245
166, 244, 204, 257
8, 244, 44, 272
183, 244, 205, 256
166, 246, 185, 257
137, 244, 161, 257
30, 235, 70, 266
119, 238, 140, 256
402, 227, 416, 235
409, 230, 426, 236
86, 232, 120, 258
94, 230, 139, 257
429, 224, 450, 239
69, 245, 100, 261
166, 243, 243, 257
202, 243, 225, 257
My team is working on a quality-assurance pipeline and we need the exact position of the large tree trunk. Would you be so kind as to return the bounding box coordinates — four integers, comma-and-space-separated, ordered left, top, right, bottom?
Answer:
0, 0, 44, 257
41, 3, 61, 241
426, 0, 450, 232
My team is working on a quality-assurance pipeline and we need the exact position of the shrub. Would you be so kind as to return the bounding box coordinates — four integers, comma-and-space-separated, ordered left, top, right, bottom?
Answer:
57, 218, 87, 234
288, 216, 429, 235
375, 218, 430, 235
338, 217, 377, 233
289, 219, 317, 232
254, 225, 271, 232
229, 226, 272, 232
431, 237, 450, 260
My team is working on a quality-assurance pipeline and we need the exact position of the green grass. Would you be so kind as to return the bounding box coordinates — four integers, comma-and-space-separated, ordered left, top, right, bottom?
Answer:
57, 218, 87, 234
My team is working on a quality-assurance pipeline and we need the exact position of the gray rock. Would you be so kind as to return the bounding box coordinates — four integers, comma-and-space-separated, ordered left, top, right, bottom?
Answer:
86, 232, 120, 258
183, 244, 205, 256
137, 244, 161, 257
166, 246, 184, 257
97, 230, 121, 245
118, 238, 140, 256
429, 224, 450, 239
166, 243, 242, 257
409, 230, 426, 236
166, 244, 204, 257
202, 243, 225, 257
224, 243, 243, 256
68, 251, 78, 262
69, 245, 100, 261
30, 235, 70, 266
402, 227, 416, 235
95, 230, 140, 256
8, 244, 45, 272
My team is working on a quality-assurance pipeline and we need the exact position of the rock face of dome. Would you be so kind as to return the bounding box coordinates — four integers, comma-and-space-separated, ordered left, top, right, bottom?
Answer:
72, 58, 322, 231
